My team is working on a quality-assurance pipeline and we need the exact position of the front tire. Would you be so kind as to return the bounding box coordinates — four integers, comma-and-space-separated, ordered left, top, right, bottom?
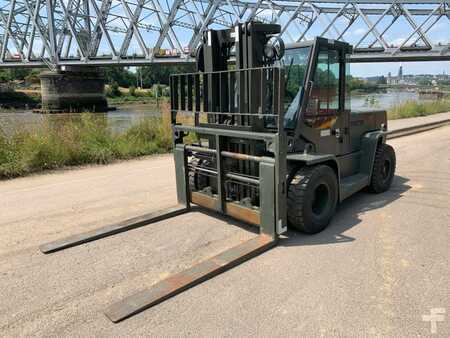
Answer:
369, 143, 396, 193
287, 165, 338, 234
188, 158, 209, 191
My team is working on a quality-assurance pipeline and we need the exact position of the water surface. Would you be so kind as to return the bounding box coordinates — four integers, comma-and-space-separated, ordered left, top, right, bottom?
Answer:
0, 90, 436, 135
0, 103, 163, 135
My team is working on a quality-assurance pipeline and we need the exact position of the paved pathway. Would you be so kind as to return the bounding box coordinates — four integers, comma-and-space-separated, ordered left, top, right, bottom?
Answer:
388, 111, 450, 131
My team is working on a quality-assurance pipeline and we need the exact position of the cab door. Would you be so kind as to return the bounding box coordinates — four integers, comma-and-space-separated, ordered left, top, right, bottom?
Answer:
300, 42, 347, 155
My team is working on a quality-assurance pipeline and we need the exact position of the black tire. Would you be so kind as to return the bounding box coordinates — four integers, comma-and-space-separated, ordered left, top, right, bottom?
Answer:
188, 158, 208, 191
369, 143, 396, 193
287, 165, 338, 234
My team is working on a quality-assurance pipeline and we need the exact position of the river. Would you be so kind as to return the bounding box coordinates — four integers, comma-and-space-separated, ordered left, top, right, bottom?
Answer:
0, 89, 432, 135
350, 89, 420, 111
0, 103, 163, 135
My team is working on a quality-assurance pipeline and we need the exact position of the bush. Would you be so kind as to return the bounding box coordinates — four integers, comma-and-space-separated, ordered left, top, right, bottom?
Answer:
129, 86, 137, 97
106, 82, 121, 97
25, 70, 41, 85
388, 100, 450, 119
0, 90, 40, 108
0, 113, 176, 179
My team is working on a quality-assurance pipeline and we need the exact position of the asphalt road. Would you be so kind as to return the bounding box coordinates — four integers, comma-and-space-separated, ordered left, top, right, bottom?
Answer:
0, 126, 449, 337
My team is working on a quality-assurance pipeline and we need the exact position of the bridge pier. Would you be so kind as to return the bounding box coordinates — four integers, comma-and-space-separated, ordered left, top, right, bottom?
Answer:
38, 66, 108, 113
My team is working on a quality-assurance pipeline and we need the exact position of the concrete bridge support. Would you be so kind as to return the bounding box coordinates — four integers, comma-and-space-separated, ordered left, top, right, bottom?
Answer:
39, 67, 108, 113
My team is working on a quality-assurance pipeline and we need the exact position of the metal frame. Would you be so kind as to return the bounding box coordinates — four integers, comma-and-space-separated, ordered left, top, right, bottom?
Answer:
170, 65, 288, 237
0, 0, 449, 68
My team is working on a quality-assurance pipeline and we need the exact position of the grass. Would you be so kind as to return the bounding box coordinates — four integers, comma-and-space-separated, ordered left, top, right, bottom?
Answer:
106, 85, 170, 106
0, 113, 175, 179
387, 99, 450, 120
2, 97, 449, 179
107, 95, 165, 106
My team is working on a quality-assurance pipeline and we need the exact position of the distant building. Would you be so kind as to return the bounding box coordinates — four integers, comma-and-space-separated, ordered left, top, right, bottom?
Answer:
378, 67, 449, 86
398, 65, 403, 81
387, 65, 406, 85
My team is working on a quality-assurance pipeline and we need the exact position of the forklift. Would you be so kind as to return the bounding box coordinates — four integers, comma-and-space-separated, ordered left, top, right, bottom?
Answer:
40, 22, 396, 322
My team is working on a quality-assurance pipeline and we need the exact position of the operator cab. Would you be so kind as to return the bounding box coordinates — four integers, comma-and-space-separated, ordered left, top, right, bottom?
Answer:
280, 38, 353, 155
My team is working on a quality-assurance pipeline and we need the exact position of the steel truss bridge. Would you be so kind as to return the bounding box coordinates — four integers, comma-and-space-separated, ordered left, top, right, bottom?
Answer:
0, 0, 449, 69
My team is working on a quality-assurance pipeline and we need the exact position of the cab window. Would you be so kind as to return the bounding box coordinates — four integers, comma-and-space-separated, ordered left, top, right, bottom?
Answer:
282, 46, 311, 129
304, 48, 340, 125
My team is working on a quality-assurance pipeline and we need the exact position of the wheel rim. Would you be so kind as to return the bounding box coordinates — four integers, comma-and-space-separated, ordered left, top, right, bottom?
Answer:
312, 183, 330, 216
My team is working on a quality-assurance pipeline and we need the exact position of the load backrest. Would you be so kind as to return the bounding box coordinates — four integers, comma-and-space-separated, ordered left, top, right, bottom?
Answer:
170, 67, 284, 132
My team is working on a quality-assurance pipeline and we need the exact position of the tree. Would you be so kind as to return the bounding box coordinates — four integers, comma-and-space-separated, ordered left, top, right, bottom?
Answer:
101, 64, 195, 89
139, 64, 195, 87
285, 64, 306, 101
346, 75, 379, 92
437, 79, 450, 86
0, 68, 35, 83
102, 67, 136, 87
417, 78, 431, 87
0, 69, 11, 82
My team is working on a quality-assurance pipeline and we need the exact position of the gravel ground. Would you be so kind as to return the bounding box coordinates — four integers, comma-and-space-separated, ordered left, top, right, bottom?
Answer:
0, 125, 449, 337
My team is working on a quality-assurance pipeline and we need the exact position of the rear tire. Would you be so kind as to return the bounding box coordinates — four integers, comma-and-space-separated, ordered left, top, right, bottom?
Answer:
369, 143, 396, 193
287, 165, 338, 234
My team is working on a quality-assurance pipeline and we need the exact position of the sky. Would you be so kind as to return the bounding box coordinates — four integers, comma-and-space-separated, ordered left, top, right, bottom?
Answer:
5, 2, 449, 77
350, 61, 450, 78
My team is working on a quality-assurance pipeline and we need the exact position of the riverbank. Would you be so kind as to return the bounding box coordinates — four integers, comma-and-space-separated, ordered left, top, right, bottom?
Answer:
106, 84, 169, 107
0, 113, 173, 179
108, 95, 167, 106
2, 109, 450, 180
0, 90, 40, 109
388, 99, 450, 119
0, 85, 167, 111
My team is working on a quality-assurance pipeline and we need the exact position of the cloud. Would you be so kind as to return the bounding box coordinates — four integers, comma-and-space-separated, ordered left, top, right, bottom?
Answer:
390, 36, 449, 47
429, 22, 446, 33
353, 28, 366, 37
390, 38, 406, 46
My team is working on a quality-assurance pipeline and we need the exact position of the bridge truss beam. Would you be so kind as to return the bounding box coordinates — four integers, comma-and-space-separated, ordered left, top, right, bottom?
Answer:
0, 0, 449, 68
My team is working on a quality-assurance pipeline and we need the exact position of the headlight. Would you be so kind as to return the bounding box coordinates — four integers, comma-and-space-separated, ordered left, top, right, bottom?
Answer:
264, 36, 285, 61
